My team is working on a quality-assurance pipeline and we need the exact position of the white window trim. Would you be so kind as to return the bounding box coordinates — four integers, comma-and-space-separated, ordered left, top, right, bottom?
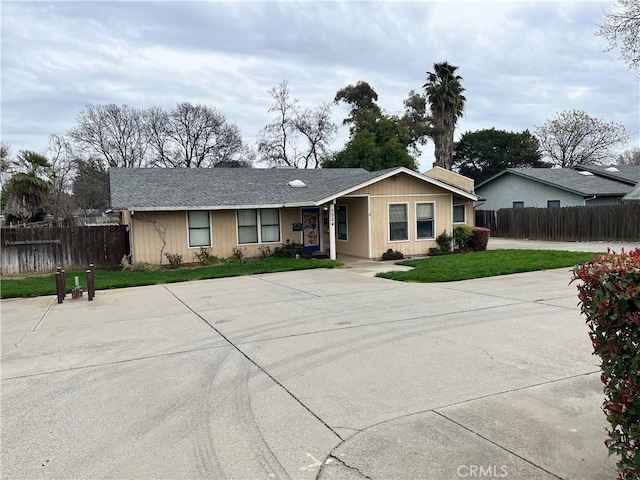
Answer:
453, 204, 466, 224
236, 208, 282, 245
388, 202, 410, 243
186, 210, 212, 249
336, 204, 348, 242
415, 202, 436, 241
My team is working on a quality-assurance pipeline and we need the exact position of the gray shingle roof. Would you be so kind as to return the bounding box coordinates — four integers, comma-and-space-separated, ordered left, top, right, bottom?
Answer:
480, 168, 633, 196
575, 165, 640, 185
110, 167, 384, 210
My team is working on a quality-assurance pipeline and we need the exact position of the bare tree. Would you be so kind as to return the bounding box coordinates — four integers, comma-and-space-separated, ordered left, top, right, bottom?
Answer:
294, 103, 337, 168
618, 147, 640, 165
47, 134, 78, 225
69, 104, 150, 168
257, 80, 337, 168
147, 103, 245, 168
534, 110, 631, 167
257, 80, 300, 167
597, 0, 640, 72
72, 158, 110, 215
140, 215, 169, 265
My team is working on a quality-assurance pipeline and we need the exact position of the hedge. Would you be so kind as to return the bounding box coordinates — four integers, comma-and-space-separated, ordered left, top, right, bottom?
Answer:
572, 248, 640, 480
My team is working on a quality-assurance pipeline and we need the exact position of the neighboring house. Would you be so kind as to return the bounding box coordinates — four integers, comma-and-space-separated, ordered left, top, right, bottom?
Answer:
109, 167, 478, 264
475, 167, 634, 210
574, 164, 640, 186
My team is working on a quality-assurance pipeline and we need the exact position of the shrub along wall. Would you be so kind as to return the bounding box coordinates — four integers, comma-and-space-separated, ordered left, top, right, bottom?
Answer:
573, 248, 640, 480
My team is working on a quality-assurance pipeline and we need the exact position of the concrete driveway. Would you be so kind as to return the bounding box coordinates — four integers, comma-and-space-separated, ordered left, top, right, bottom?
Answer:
1, 261, 616, 479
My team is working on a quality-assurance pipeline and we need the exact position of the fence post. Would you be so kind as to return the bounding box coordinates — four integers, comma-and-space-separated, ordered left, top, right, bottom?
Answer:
87, 269, 95, 301
55, 272, 63, 304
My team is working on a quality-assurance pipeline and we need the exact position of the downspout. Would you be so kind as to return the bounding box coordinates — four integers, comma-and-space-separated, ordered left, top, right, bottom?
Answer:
584, 196, 596, 206
367, 195, 372, 259
329, 201, 336, 260
129, 210, 135, 264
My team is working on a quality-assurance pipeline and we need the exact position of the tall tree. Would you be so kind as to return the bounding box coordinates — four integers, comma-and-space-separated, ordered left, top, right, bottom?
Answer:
72, 158, 110, 215
401, 90, 433, 158
596, 0, 640, 71
534, 110, 631, 167
4, 151, 52, 223
257, 80, 336, 168
69, 104, 150, 168
147, 103, 246, 168
47, 134, 78, 225
334, 81, 381, 126
322, 110, 417, 171
423, 62, 466, 170
453, 128, 549, 183
257, 81, 300, 167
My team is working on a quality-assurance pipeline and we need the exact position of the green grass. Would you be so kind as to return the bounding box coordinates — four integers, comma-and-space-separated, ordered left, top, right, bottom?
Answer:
0, 257, 342, 299
376, 249, 601, 283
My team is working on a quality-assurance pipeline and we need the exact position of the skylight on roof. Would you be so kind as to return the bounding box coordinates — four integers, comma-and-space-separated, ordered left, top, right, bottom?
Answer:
579, 171, 594, 176
605, 166, 620, 172
288, 179, 307, 188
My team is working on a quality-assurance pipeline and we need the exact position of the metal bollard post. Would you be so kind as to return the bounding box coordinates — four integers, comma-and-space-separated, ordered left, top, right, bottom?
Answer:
87, 269, 95, 301
61, 269, 67, 298
55, 272, 63, 304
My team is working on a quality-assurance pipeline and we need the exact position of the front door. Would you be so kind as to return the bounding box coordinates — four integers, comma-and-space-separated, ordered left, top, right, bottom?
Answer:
301, 208, 321, 251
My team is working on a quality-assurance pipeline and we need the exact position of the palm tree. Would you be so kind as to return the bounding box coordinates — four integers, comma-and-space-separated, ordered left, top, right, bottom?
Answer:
4, 151, 52, 223
423, 62, 466, 170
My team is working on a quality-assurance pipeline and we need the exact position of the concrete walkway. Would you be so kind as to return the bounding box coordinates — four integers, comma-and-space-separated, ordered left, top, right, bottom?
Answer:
1, 260, 617, 479
487, 237, 640, 253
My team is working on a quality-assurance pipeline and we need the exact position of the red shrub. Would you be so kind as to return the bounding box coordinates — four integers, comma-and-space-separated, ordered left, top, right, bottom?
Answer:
572, 248, 640, 480
469, 227, 490, 251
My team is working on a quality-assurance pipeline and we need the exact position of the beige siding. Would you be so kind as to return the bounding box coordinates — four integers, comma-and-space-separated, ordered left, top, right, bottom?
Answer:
423, 166, 475, 193
131, 211, 189, 265
281, 207, 304, 245
345, 174, 456, 258
131, 208, 304, 265
465, 203, 475, 227
350, 173, 445, 197
334, 198, 369, 257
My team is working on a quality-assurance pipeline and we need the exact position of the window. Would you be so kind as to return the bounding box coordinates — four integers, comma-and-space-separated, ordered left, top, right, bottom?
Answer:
453, 205, 465, 223
389, 203, 408, 241
260, 208, 280, 242
513, 201, 524, 208
336, 205, 347, 241
237, 209, 280, 244
188, 211, 211, 247
416, 203, 435, 240
547, 200, 560, 208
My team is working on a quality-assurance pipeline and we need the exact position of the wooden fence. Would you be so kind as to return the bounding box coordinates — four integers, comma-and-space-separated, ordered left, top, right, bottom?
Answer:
475, 204, 640, 242
1, 225, 129, 275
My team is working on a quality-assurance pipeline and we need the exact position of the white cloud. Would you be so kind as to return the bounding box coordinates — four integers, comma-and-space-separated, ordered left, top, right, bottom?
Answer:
1, 0, 638, 172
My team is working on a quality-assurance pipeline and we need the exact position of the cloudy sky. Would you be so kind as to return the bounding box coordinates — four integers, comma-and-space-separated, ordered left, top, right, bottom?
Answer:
2, 0, 638, 171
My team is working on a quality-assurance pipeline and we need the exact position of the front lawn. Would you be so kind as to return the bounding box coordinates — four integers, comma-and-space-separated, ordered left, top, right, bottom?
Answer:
0, 257, 342, 299
376, 249, 600, 282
